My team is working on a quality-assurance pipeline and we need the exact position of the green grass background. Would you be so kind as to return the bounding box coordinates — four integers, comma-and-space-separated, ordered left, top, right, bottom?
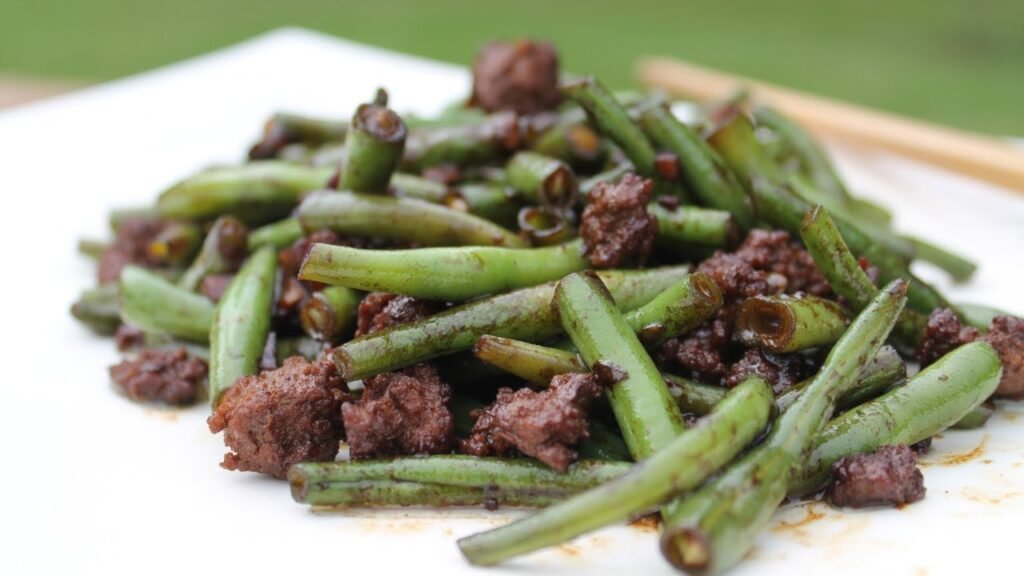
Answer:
2, 0, 1021, 134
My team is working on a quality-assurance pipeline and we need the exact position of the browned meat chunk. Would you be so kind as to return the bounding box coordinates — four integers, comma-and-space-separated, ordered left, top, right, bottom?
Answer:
109, 347, 207, 405
580, 173, 657, 268
98, 217, 170, 284
916, 308, 980, 367
460, 372, 603, 471
342, 364, 455, 458
114, 325, 145, 351
658, 313, 734, 383
659, 229, 829, 387
827, 444, 925, 508
355, 292, 439, 337
986, 316, 1024, 399
471, 40, 561, 115
208, 356, 349, 479
723, 348, 813, 392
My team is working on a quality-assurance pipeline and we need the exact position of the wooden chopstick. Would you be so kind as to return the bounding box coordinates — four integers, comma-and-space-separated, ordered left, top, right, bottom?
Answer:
637, 56, 1024, 194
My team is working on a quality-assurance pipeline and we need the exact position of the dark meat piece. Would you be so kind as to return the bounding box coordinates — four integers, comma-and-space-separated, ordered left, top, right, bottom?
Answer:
114, 325, 145, 351
460, 372, 603, 471
200, 274, 233, 303
355, 292, 439, 337
208, 356, 349, 479
659, 228, 829, 387
470, 40, 561, 115
916, 308, 980, 367
580, 173, 657, 268
735, 229, 830, 297
342, 364, 454, 459
696, 253, 783, 300
985, 316, 1024, 399
658, 312, 734, 383
109, 347, 207, 405
723, 348, 813, 393
911, 437, 932, 455
98, 217, 170, 284
827, 444, 925, 508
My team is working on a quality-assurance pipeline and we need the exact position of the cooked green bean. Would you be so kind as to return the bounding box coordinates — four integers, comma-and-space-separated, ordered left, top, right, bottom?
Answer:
299, 240, 588, 300
208, 246, 276, 406
299, 286, 360, 342
340, 101, 407, 192
734, 294, 848, 353
119, 265, 214, 342
178, 216, 248, 292
459, 376, 773, 566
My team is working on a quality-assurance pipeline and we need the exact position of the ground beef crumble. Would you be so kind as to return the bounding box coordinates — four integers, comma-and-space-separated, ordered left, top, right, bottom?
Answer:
109, 347, 207, 405
580, 173, 657, 268
916, 308, 981, 367
460, 372, 603, 471
827, 444, 925, 508
470, 40, 561, 115
208, 356, 349, 479
342, 363, 455, 459
355, 292, 439, 337
916, 309, 1024, 398
657, 229, 829, 390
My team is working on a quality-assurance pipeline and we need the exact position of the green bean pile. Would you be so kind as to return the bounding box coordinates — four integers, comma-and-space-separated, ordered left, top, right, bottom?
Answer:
71, 45, 1020, 575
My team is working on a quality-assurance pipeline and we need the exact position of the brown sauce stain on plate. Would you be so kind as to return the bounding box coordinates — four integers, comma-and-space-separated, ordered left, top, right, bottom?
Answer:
960, 487, 1024, 505
770, 502, 825, 541
932, 434, 988, 466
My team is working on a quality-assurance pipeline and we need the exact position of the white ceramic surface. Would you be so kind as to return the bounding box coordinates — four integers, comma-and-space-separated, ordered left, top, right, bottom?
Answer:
1, 28, 1022, 576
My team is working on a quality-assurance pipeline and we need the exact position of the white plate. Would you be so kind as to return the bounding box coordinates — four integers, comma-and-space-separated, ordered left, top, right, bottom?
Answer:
1, 28, 1023, 576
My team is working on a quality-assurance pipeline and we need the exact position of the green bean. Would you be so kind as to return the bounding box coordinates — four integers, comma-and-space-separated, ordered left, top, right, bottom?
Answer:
157, 162, 333, 224
957, 303, 1013, 331
70, 284, 121, 335
296, 190, 525, 248
334, 266, 690, 381
952, 401, 997, 430
791, 341, 1003, 495
710, 112, 950, 315
473, 336, 586, 386
530, 122, 607, 171
799, 205, 927, 347
580, 162, 631, 196
402, 111, 520, 171
648, 204, 739, 249
208, 246, 276, 406
775, 345, 906, 412
753, 106, 852, 206
459, 376, 773, 566
505, 151, 578, 210
639, 105, 754, 229
660, 280, 907, 574
622, 272, 723, 347
290, 457, 629, 494
248, 112, 347, 159
555, 271, 686, 460
388, 174, 521, 226
299, 240, 587, 300
247, 217, 303, 250
119, 266, 214, 342
340, 102, 407, 192
663, 374, 728, 416
299, 286, 360, 342
296, 481, 575, 509
178, 216, 248, 292
562, 78, 657, 178
903, 234, 977, 283
734, 294, 848, 353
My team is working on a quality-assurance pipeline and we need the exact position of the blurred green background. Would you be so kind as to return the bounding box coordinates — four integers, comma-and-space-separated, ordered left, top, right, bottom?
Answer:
2, 0, 1022, 133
